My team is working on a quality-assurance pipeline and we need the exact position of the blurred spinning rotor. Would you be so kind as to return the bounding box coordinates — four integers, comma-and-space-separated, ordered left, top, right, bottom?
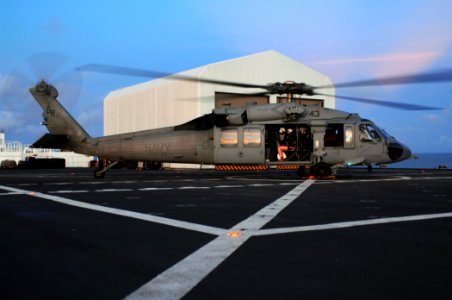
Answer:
77, 63, 452, 111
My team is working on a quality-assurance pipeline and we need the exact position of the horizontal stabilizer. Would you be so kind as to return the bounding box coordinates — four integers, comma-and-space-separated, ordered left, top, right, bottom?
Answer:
30, 134, 69, 149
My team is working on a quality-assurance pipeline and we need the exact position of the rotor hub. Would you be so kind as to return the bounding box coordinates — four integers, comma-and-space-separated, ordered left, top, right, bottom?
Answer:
36, 80, 50, 93
269, 81, 315, 96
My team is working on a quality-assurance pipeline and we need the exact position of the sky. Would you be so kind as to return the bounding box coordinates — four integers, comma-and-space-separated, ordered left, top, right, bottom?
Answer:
1, 0, 452, 153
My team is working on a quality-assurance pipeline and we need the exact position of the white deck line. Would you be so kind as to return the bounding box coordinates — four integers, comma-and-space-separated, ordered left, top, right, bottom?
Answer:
3, 178, 451, 299
0, 184, 225, 236
254, 211, 452, 236
125, 180, 315, 300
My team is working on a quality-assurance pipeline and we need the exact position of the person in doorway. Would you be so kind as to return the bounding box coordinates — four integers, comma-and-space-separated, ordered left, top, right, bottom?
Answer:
286, 128, 296, 150
277, 127, 287, 161
298, 127, 311, 150
298, 126, 312, 160
278, 127, 296, 161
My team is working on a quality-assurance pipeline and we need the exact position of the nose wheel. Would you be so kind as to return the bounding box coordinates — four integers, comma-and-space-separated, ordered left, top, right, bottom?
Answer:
311, 162, 332, 177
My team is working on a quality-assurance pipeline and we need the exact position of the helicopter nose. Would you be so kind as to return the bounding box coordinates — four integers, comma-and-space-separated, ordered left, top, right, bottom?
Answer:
387, 142, 411, 162
400, 144, 412, 161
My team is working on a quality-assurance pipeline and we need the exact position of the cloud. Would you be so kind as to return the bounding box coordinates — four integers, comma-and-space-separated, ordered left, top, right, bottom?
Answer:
78, 109, 103, 126
422, 113, 444, 124
372, 4, 452, 77
42, 17, 65, 36
15, 124, 45, 136
308, 51, 444, 85
443, 101, 452, 117
439, 135, 452, 144
309, 51, 441, 66
0, 110, 21, 129
0, 73, 20, 96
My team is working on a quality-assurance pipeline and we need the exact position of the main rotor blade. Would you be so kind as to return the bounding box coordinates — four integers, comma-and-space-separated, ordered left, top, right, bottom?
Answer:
315, 69, 452, 90
77, 63, 448, 110
77, 64, 269, 89
27, 52, 69, 82
316, 92, 441, 110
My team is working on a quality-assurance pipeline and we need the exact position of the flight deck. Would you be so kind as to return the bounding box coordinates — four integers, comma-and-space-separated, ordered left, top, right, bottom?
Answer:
1, 168, 451, 299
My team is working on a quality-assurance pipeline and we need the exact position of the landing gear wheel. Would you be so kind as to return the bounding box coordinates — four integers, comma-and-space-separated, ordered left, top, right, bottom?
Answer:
311, 162, 332, 177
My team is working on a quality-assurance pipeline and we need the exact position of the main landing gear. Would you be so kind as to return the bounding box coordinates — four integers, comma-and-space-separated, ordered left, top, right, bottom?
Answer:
297, 162, 333, 177
94, 159, 118, 178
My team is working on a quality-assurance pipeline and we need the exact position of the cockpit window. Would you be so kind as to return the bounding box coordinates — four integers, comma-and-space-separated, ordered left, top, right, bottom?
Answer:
359, 124, 381, 143
379, 128, 392, 139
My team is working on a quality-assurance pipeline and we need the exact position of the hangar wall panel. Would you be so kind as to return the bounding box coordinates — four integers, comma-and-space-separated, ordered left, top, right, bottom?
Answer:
104, 80, 200, 135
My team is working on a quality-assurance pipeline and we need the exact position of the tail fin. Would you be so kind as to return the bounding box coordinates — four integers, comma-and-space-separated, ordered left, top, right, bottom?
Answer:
29, 80, 93, 153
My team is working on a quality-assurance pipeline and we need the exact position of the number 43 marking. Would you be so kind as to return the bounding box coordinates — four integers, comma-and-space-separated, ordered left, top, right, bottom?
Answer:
309, 110, 320, 117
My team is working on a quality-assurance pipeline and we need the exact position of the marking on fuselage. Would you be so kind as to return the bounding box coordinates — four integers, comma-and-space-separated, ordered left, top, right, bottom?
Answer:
46, 105, 56, 117
145, 143, 170, 154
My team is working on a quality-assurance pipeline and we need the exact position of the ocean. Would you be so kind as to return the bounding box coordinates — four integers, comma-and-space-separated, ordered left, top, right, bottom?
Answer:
388, 153, 452, 169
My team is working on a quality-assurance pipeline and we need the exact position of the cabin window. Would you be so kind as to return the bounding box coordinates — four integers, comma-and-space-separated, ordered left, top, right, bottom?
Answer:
220, 128, 238, 147
345, 126, 354, 146
324, 124, 344, 147
243, 128, 261, 147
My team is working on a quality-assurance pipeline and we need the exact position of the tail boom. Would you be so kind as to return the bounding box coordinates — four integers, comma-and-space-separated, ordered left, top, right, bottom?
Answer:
30, 81, 93, 154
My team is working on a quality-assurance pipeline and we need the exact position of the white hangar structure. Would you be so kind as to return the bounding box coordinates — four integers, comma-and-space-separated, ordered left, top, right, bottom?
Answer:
104, 51, 336, 138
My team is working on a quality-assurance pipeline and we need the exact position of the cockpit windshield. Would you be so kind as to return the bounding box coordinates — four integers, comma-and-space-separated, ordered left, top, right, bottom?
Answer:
378, 127, 393, 139
359, 123, 382, 143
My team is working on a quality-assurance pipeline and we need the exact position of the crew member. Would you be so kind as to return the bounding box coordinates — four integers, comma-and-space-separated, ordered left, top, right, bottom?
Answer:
277, 127, 287, 161
278, 128, 296, 161
298, 126, 312, 160
359, 124, 371, 141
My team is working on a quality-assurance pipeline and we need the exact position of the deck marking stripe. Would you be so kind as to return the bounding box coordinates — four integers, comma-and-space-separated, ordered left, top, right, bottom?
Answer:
125, 180, 315, 300
0, 185, 225, 236
0, 191, 26, 196
254, 212, 452, 236
95, 188, 134, 192
213, 185, 244, 188
49, 190, 90, 194
177, 186, 211, 190
139, 187, 173, 191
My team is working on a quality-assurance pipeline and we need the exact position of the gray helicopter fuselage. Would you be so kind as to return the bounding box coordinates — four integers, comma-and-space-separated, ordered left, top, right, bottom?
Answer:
29, 82, 411, 172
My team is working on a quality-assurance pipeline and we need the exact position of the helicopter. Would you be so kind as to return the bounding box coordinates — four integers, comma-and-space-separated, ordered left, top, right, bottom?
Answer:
29, 66, 452, 178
